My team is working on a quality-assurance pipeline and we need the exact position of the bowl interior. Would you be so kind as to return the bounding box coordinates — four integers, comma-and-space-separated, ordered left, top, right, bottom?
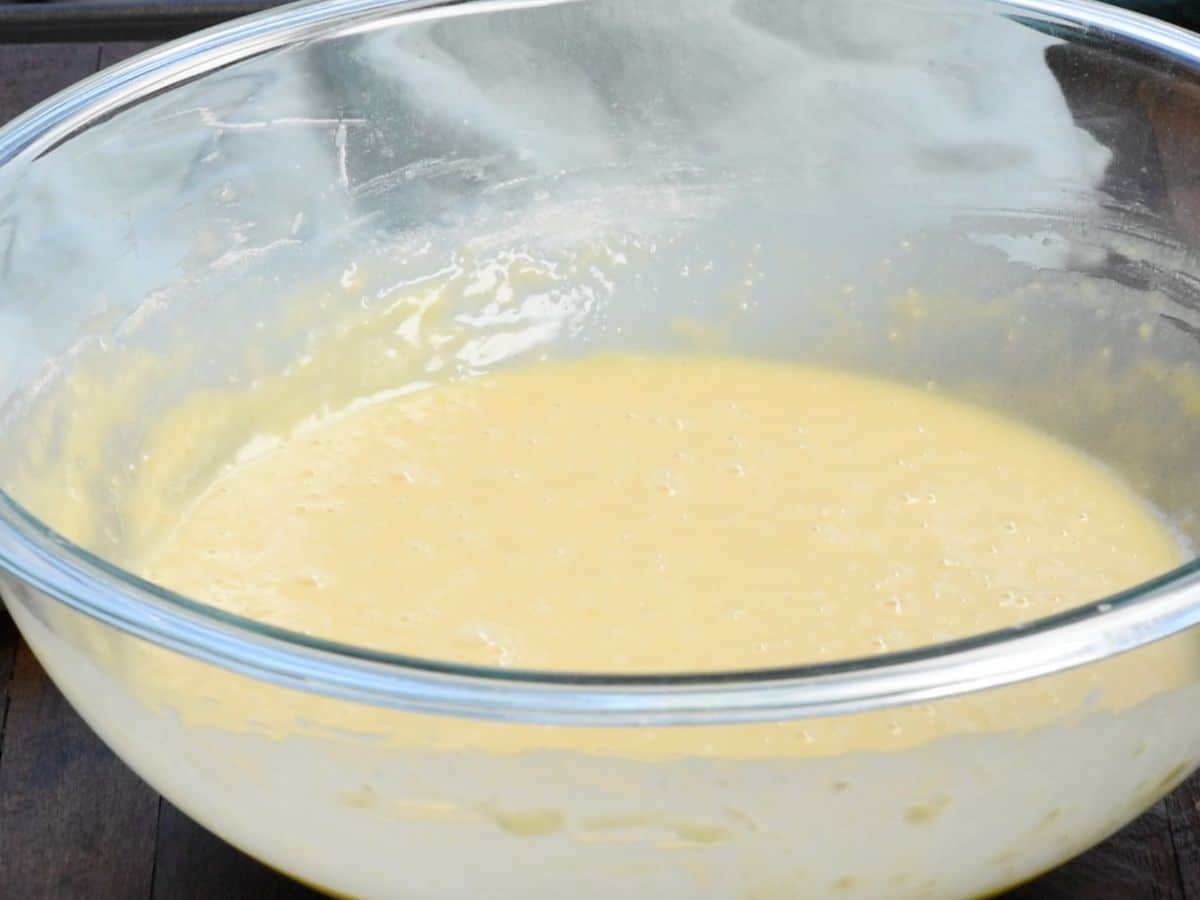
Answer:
1, 0, 1200, 646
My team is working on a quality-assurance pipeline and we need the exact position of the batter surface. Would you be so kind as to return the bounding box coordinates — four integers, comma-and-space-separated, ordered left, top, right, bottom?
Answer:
141, 354, 1182, 672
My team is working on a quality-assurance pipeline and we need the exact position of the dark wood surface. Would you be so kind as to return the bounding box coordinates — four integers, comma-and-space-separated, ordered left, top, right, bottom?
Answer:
1, 38, 1200, 900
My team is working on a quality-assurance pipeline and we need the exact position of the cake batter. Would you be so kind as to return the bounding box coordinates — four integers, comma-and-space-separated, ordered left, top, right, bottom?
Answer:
140, 354, 1184, 673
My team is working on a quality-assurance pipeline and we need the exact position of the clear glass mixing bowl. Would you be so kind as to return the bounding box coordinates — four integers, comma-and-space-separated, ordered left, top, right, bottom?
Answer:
4, 0, 1200, 897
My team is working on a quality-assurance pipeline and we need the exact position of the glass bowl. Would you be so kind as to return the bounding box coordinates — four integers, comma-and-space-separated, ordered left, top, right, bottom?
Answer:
3, 0, 1200, 897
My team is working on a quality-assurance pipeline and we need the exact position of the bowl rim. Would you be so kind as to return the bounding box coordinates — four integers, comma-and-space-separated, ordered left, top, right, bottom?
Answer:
2, 0, 1200, 726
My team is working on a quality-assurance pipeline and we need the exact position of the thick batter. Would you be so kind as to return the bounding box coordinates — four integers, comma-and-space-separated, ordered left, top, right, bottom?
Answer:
140, 354, 1183, 673
18, 352, 1197, 900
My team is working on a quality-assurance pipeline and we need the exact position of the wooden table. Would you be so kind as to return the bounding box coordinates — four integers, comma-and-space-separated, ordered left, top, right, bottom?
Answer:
1, 39, 1200, 900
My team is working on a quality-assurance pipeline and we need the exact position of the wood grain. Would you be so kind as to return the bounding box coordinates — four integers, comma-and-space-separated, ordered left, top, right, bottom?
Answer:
0, 43, 100, 124
152, 802, 323, 900
1170, 776, 1200, 900
1006, 801, 1184, 900
0, 609, 14, 764
1139, 72, 1200, 252
0, 643, 159, 899
98, 40, 160, 69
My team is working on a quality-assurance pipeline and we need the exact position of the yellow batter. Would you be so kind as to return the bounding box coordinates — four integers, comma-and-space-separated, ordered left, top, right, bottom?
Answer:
141, 354, 1183, 673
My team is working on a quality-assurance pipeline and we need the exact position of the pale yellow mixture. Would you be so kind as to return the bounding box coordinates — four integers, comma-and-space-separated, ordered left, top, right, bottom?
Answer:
141, 354, 1183, 674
